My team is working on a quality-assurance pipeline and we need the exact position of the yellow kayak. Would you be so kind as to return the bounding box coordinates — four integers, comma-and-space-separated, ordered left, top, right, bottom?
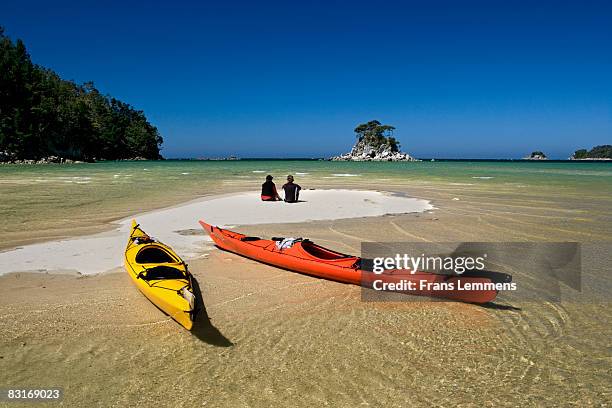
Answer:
124, 220, 197, 330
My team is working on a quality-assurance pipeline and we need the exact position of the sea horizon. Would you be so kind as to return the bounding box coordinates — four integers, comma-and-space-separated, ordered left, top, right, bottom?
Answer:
163, 157, 612, 162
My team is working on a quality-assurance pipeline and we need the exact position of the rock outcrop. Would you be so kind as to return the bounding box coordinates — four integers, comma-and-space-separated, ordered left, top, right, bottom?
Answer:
0, 150, 16, 162
0, 153, 83, 164
330, 140, 418, 161
0, 153, 154, 164
524, 151, 548, 160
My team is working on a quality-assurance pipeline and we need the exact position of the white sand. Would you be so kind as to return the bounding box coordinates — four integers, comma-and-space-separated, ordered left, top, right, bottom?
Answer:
0, 189, 433, 275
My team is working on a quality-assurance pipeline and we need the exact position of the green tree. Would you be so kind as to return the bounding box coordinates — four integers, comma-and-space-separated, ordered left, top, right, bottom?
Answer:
588, 145, 612, 159
354, 120, 400, 152
529, 151, 546, 158
572, 149, 588, 159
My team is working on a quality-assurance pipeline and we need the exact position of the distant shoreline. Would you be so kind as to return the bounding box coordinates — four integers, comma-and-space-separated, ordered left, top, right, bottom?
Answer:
165, 158, 612, 163
3, 157, 612, 165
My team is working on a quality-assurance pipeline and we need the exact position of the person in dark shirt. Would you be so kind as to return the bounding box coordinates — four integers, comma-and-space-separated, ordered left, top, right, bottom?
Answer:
261, 175, 281, 201
282, 175, 301, 203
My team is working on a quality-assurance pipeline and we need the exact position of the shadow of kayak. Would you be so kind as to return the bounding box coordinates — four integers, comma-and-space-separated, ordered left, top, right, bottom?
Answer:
190, 276, 233, 347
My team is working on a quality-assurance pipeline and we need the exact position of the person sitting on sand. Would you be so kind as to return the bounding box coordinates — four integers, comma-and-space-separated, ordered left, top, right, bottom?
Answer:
282, 175, 301, 203
261, 175, 282, 201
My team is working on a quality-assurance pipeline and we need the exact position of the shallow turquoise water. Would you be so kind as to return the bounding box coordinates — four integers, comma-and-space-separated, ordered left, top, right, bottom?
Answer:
2, 159, 611, 186
1, 160, 611, 248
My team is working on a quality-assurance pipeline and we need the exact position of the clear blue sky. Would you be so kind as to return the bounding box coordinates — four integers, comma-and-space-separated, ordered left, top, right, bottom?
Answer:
2, 0, 611, 158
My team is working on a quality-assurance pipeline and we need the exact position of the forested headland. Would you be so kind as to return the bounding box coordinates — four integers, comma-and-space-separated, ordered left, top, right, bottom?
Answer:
0, 27, 163, 163
571, 145, 612, 160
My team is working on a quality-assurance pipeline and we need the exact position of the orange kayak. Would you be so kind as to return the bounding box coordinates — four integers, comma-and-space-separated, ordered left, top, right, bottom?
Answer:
199, 221, 510, 304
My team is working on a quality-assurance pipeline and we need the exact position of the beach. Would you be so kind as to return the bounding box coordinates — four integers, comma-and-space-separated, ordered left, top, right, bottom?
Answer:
3, 0, 611, 405
1, 161, 611, 406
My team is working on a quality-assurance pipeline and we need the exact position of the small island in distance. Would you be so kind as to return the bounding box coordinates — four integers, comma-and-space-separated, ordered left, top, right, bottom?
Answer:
0, 28, 163, 164
524, 151, 548, 160
571, 145, 612, 160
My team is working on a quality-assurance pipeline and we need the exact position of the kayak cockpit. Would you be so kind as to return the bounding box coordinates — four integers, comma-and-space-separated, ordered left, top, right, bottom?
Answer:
300, 241, 353, 260
240, 236, 262, 242
139, 265, 186, 281
136, 246, 178, 264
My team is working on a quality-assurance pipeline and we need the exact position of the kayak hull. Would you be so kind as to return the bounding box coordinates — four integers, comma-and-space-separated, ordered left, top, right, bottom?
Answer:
125, 220, 196, 330
199, 221, 500, 304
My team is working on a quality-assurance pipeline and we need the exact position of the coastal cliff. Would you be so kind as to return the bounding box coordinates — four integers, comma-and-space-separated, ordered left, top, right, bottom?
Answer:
330, 120, 418, 161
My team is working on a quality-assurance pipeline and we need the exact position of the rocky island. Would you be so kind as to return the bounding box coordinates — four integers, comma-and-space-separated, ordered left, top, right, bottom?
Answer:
330, 120, 418, 161
524, 151, 548, 160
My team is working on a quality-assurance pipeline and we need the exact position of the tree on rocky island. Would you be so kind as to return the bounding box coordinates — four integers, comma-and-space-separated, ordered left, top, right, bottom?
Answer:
525, 151, 547, 159
572, 149, 588, 159
354, 120, 400, 152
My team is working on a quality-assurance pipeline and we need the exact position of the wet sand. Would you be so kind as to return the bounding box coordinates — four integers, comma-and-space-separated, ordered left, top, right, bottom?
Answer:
0, 184, 611, 407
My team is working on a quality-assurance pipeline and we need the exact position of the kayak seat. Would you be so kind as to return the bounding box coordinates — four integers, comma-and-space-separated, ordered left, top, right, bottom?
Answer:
142, 265, 185, 280
271, 237, 307, 242
136, 247, 176, 264
240, 236, 261, 242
